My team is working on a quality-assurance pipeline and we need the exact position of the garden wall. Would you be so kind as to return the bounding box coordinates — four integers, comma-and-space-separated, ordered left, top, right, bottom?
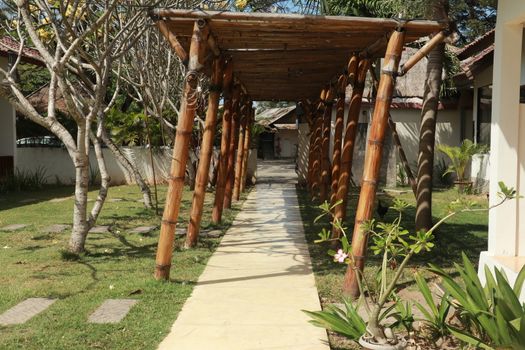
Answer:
16, 146, 257, 186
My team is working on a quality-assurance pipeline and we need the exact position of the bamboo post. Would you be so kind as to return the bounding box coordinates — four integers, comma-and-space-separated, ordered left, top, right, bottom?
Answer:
320, 88, 334, 203
343, 28, 406, 296
154, 20, 208, 280
240, 104, 253, 193
212, 67, 236, 224
185, 58, 224, 248
223, 90, 242, 209
306, 113, 316, 189
329, 75, 348, 207
310, 90, 326, 198
233, 103, 248, 201
332, 58, 369, 239
369, 68, 417, 196
388, 116, 417, 196
398, 30, 448, 76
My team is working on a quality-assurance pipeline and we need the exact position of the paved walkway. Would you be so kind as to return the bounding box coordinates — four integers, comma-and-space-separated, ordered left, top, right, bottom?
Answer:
159, 160, 329, 350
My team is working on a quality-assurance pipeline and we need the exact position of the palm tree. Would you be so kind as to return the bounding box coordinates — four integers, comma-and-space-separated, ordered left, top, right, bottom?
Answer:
415, 0, 448, 232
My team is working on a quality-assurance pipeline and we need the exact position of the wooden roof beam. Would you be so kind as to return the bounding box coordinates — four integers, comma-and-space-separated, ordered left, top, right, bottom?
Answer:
151, 9, 448, 33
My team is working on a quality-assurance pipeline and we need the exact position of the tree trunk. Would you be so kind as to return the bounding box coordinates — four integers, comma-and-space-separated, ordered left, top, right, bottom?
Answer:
69, 124, 90, 254
100, 128, 153, 209
88, 120, 111, 228
416, 2, 447, 232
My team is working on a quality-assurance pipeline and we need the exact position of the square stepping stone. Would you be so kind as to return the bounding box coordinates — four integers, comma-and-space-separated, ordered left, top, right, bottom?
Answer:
129, 226, 156, 234
89, 225, 110, 233
43, 224, 70, 233
0, 224, 29, 232
88, 299, 138, 324
0, 298, 57, 325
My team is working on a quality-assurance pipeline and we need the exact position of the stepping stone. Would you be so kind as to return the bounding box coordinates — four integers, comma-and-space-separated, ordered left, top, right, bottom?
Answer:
175, 228, 186, 236
0, 298, 57, 325
202, 229, 222, 238
19, 198, 37, 204
43, 224, 70, 233
109, 198, 123, 202
129, 226, 156, 234
49, 197, 71, 203
89, 226, 109, 233
0, 224, 29, 232
88, 299, 138, 324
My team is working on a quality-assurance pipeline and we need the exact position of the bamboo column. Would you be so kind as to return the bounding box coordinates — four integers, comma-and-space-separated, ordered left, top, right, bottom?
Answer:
332, 58, 369, 238
211, 61, 235, 224
329, 75, 348, 207
154, 20, 208, 280
185, 58, 224, 248
320, 88, 334, 203
310, 91, 326, 198
233, 103, 248, 201
240, 105, 253, 193
343, 28, 406, 296
223, 90, 242, 209
369, 67, 417, 196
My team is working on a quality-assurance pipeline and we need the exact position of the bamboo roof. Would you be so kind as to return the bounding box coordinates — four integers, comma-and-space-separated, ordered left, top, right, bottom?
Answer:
153, 9, 448, 101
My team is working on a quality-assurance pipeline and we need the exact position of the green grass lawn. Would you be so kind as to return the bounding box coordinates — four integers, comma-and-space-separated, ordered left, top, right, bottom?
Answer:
297, 186, 490, 303
0, 184, 244, 350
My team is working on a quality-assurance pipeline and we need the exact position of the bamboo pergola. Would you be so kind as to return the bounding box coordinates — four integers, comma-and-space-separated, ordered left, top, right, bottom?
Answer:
152, 8, 448, 296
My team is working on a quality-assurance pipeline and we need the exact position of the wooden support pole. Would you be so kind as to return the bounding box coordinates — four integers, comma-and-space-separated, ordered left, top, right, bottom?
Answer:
211, 61, 235, 224
306, 111, 316, 190
156, 20, 189, 65
223, 91, 242, 209
233, 103, 248, 201
369, 68, 417, 196
398, 30, 448, 76
332, 57, 369, 239
320, 88, 334, 203
240, 105, 253, 193
388, 116, 417, 196
330, 75, 348, 207
343, 28, 405, 296
154, 20, 209, 280
310, 90, 326, 198
185, 58, 224, 248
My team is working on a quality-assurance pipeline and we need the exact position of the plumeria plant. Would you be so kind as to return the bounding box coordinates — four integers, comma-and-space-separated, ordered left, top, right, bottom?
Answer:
305, 182, 520, 348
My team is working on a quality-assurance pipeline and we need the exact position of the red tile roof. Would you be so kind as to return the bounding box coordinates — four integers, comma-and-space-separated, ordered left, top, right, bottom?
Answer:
0, 36, 43, 66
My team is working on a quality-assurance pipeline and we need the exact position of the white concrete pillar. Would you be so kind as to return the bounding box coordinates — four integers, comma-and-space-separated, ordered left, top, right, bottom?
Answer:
486, 23, 523, 257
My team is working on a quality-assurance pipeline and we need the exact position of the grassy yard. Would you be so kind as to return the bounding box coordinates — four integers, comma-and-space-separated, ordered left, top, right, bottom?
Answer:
0, 184, 244, 350
297, 186, 490, 303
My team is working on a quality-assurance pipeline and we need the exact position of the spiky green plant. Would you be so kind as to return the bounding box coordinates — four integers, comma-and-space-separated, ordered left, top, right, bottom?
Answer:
437, 139, 488, 182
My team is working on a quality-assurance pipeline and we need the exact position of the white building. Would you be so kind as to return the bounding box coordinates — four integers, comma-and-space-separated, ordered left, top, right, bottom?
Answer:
478, 0, 525, 299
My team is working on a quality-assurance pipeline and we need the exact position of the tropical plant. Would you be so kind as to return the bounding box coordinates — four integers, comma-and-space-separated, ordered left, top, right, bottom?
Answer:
304, 182, 518, 348
438, 139, 489, 183
414, 272, 451, 338
303, 298, 367, 341
429, 253, 525, 349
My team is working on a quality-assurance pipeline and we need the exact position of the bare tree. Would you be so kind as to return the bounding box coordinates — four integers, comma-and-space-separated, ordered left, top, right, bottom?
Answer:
0, 1, 149, 253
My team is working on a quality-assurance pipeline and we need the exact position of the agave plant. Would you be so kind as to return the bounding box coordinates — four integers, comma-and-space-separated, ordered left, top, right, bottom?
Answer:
437, 139, 488, 183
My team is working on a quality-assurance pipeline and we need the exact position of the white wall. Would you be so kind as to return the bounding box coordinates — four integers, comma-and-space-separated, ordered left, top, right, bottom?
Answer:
0, 57, 16, 163
16, 146, 258, 187
275, 129, 298, 158
390, 108, 462, 165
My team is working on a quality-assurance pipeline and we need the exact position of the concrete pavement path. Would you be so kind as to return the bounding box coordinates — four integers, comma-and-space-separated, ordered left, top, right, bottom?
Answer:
158, 160, 329, 350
